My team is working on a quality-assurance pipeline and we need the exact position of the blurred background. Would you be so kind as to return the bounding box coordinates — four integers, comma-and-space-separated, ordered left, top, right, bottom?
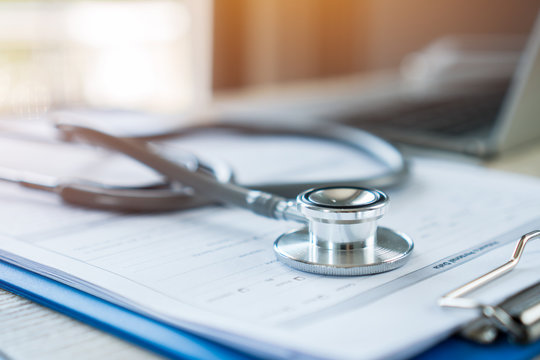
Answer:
0, 0, 211, 116
213, 0, 540, 90
0, 0, 539, 116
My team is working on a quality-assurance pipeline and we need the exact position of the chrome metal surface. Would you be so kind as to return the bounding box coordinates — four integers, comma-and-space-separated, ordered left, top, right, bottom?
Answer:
273, 200, 307, 223
298, 187, 388, 249
273, 227, 414, 276
439, 230, 540, 342
439, 230, 540, 309
305, 188, 379, 208
298, 187, 387, 222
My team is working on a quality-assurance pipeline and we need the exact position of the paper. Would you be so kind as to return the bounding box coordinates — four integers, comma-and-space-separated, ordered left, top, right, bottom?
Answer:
1, 135, 540, 359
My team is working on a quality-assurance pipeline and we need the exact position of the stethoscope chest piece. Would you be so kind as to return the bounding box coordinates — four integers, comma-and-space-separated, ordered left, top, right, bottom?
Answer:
273, 187, 413, 276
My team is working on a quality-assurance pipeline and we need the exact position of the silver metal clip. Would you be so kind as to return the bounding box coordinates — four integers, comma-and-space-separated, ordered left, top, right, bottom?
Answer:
438, 230, 540, 344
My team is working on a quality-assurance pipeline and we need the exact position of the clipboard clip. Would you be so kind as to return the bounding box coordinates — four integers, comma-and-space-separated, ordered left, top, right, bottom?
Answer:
439, 230, 540, 344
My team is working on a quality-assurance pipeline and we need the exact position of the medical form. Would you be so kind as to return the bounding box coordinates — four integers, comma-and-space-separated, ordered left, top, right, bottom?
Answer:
1, 136, 540, 359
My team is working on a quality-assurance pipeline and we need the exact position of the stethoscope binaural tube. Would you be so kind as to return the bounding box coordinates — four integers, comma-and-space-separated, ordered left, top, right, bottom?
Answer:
57, 124, 297, 220
60, 124, 414, 276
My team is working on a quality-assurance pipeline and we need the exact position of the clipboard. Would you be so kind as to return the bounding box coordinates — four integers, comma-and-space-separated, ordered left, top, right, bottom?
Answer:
439, 230, 540, 345
0, 260, 251, 360
0, 231, 539, 359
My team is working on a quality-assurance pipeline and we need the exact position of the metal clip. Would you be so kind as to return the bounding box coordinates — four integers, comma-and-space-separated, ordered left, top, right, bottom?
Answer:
438, 230, 540, 343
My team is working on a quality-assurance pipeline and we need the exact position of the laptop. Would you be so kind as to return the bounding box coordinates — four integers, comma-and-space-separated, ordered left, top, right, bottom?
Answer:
337, 12, 540, 157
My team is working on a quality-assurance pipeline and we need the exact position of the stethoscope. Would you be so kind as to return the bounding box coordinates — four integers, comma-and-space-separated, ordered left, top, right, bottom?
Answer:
3, 120, 414, 276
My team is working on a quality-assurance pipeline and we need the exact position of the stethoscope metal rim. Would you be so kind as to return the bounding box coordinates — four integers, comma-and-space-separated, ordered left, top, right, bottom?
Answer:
299, 186, 388, 210
297, 186, 389, 223
273, 226, 414, 276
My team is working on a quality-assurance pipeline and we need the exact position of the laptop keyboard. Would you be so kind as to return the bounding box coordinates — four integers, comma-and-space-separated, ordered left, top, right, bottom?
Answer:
338, 91, 506, 137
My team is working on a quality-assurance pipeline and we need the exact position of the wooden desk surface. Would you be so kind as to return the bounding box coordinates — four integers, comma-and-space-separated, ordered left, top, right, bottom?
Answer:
0, 291, 161, 360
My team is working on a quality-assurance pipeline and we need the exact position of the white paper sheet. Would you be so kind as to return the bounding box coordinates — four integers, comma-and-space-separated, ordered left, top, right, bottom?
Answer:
1, 135, 540, 359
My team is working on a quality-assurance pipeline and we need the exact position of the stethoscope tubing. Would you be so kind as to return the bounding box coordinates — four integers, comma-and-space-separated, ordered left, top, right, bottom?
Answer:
3, 120, 408, 213
130, 120, 410, 198
58, 124, 291, 220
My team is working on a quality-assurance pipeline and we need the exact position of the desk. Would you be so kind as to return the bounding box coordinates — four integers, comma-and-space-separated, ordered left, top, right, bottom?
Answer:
486, 140, 540, 178
0, 291, 160, 360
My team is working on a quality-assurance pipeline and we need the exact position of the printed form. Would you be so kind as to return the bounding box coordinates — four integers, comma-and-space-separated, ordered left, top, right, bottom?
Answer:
1, 135, 540, 359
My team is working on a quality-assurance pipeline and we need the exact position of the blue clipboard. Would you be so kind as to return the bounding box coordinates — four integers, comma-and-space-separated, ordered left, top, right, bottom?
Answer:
0, 260, 251, 360
0, 259, 538, 360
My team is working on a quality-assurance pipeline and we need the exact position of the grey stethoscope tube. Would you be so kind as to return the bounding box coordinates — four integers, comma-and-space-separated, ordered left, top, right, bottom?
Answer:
59, 124, 300, 221
133, 121, 409, 198
59, 124, 414, 276
1, 120, 408, 212
0, 154, 234, 212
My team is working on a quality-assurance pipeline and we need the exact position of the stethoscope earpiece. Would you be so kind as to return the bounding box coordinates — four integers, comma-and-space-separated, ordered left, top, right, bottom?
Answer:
273, 187, 413, 276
